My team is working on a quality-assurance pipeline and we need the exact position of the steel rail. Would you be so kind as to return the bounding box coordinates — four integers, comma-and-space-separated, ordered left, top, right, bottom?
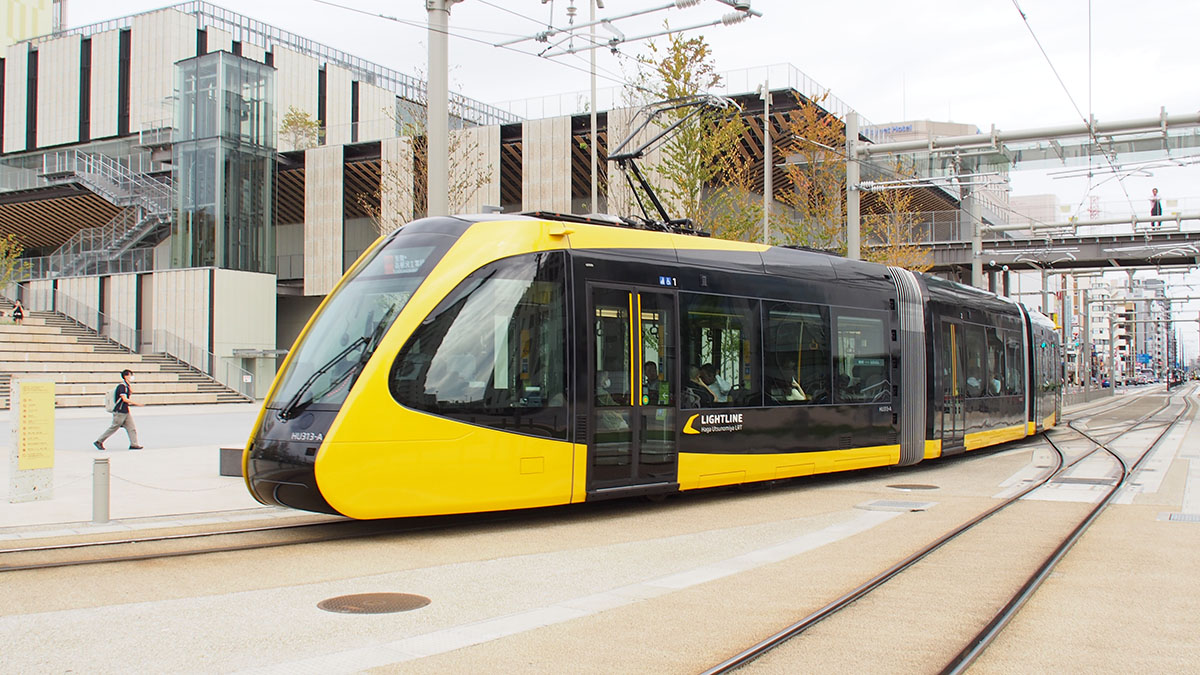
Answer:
0, 508, 530, 573
941, 385, 1194, 673
700, 392, 1176, 674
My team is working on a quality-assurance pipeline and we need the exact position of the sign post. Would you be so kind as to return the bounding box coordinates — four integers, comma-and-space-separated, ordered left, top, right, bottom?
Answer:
9, 377, 55, 503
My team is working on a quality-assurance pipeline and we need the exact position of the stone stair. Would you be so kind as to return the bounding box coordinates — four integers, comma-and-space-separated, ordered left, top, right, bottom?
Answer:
1, 301, 253, 409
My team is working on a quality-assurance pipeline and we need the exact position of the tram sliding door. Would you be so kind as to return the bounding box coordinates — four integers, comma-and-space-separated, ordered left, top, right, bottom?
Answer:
940, 319, 967, 454
588, 285, 679, 494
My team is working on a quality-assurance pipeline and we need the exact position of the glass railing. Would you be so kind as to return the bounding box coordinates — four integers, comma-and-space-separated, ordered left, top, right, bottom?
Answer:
20, 248, 156, 282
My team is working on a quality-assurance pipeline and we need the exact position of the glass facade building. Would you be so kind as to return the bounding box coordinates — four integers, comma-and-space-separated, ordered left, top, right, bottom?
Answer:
173, 50, 275, 272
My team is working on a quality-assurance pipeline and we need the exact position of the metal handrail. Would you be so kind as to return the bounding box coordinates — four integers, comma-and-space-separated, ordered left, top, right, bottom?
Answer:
42, 150, 174, 215
38, 150, 175, 278
48, 289, 255, 399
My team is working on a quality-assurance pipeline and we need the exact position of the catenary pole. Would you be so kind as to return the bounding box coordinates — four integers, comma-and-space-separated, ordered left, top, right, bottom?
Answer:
761, 79, 771, 245
426, 0, 459, 218
845, 111, 860, 259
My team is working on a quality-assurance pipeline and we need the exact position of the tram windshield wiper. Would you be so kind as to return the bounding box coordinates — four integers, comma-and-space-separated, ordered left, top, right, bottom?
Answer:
276, 335, 368, 421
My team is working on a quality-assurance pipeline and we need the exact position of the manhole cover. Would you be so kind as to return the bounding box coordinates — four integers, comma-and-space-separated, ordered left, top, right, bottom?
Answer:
318, 593, 431, 614
886, 483, 938, 491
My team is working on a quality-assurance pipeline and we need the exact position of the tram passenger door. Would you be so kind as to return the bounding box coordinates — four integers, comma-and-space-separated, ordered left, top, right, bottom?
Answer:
588, 286, 678, 493
941, 320, 967, 454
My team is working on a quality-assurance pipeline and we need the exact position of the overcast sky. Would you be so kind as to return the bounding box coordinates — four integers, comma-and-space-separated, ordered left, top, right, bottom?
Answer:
71, 1, 1200, 357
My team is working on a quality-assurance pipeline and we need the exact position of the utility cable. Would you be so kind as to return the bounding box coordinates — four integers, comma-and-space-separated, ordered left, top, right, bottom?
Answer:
310, 0, 656, 95
1009, 0, 1137, 219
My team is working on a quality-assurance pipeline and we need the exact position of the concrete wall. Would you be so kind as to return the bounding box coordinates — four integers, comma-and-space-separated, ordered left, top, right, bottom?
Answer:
36, 34, 81, 148
89, 29, 121, 139
324, 64, 353, 146
380, 136, 413, 231
151, 268, 210, 355
452, 125, 501, 214
130, 8, 196, 132
273, 47, 320, 152
212, 269, 276, 397
3, 43, 29, 153
357, 82, 395, 143
23, 279, 54, 311
206, 27, 233, 53
240, 42, 266, 64
105, 273, 139, 337
304, 144, 344, 295
522, 117, 571, 213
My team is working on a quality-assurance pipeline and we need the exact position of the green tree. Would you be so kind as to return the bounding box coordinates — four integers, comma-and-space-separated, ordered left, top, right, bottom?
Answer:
627, 31, 754, 239
861, 158, 933, 272
772, 93, 848, 252
279, 105, 321, 151
357, 105, 493, 236
0, 233, 31, 295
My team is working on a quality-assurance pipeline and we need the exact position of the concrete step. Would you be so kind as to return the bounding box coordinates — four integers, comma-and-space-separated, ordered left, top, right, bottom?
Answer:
0, 342, 97, 353
0, 351, 146, 363
56, 382, 202, 396
0, 332, 83, 344
0, 323, 56, 334
44, 391, 224, 408
0, 361, 162, 373
2, 371, 181, 384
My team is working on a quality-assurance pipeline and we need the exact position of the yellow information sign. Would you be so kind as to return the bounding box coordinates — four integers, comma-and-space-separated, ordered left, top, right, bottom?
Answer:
18, 381, 55, 471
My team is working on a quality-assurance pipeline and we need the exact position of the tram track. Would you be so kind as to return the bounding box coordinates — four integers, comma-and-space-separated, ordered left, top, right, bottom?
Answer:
0, 508, 539, 572
701, 386, 1193, 673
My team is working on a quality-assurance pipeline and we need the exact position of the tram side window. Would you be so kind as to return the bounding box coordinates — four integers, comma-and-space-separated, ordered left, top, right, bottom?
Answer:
1005, 335, 1024, 395
765, 302, 831, 405
389, 252, 567, 425
986, 327, 1005, 396
964, 324, 986, 398
834, 313, 890, 404
680, 293, 760, 408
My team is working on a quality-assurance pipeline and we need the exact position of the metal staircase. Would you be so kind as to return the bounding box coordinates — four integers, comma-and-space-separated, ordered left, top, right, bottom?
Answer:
38, 150, 174, 278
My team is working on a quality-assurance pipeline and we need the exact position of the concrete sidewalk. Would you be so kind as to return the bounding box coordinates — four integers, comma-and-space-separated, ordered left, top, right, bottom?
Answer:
0, 390, 1150, 542
0, 402, 298, 540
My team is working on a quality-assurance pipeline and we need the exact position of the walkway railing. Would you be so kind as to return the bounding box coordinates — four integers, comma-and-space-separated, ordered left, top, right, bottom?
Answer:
45, 289, 254, 399
41, 149, 174, 215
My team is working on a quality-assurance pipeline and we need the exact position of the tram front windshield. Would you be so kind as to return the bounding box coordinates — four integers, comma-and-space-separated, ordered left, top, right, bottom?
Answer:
269, 230, 453, 416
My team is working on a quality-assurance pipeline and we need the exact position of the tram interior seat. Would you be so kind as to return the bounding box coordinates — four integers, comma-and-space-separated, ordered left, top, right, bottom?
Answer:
851, 364, 889, 402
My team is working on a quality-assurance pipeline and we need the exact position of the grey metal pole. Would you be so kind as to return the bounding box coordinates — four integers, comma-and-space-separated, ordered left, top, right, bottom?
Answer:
845, 111, 860, 259
93, 457, 109, 523
968, 188, 983, 288
589, 0, 598, 212
1109, 314, 1116, 390
762, 78, 771, 245
1083, 289, 1091, 398
427, 0, 456, 218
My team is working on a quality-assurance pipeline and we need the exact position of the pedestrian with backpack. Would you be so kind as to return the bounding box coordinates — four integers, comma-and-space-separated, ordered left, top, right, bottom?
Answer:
94, 369, 145, 450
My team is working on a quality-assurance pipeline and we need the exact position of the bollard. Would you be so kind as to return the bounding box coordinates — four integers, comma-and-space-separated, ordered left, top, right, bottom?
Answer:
93, 457, 110, 524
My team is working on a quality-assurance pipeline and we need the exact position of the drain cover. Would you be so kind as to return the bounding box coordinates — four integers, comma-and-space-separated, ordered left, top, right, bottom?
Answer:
1165, 513, 1200, 523
887, 483, 938, 491
318, 593, 431, 614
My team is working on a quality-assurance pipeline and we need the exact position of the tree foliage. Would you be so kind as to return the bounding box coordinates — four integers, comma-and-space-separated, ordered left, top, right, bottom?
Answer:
279, 106, 321, 151
358, 105, 493, 236
0, 233, 30, 292
771, 93, 848, 252
860, 158, 934, 272
627, 31, 754, 239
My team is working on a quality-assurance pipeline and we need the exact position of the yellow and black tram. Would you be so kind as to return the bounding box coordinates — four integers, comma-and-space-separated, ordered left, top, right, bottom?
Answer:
244, 213, 1062, 518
